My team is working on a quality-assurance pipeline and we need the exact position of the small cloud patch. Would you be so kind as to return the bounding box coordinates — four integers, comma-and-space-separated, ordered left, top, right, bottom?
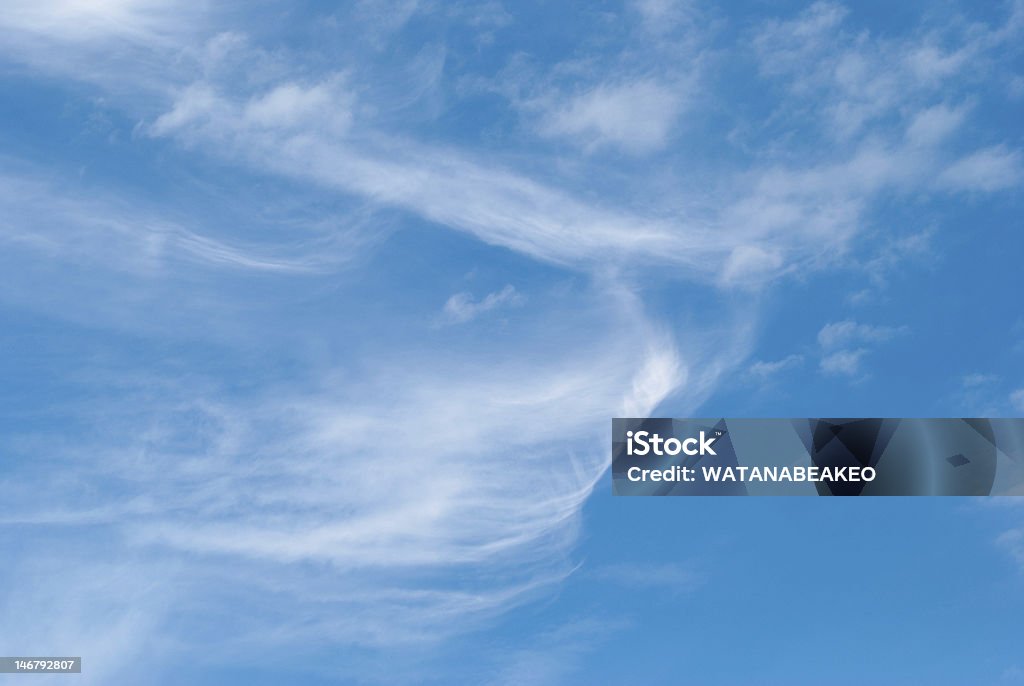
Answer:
441, 284, 524, 324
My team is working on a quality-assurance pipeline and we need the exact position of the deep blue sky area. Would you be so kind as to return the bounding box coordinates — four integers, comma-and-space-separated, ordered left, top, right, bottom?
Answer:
1, 1, 1023, 684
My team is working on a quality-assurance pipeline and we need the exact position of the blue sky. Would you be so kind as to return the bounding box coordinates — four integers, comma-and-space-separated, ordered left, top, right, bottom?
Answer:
1, 0, 1023, 683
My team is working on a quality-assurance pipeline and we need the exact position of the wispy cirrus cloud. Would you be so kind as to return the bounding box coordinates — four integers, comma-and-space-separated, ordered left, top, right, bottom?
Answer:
752, 0, 1023, 141
816, 319, 906, 377
441, 284, 524, 325
817, 320, 907, 349
747, 354, 804, 381
938, 145, 1024, 192
0, 166, 363, 276
0, 0, 194, 43
2, 302, 713, 649
536, 79, 687, 154
4, 0, 1016, 292
0, 554, 172, 686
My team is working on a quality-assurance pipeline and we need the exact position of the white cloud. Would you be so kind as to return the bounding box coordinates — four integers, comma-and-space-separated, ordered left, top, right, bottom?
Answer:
15, 0, 995, 297
0, 14, 764, 656
632, 0, 694, 34
754, 2, 849, 78
816, 319, 905, 377
820, 348, 867, 376
854, 229, 934, 298
243, 78, 345, 130
442, 284, 524, 324
148, 80, 713, 274
1, 1, 1020, 297
748, 354, 804, 380
1, 287, 743, 650
0, 555, 173, 686
939, 145, 1024, 192
905, 102, 970, 147
152, 74, 355, 138
817, 319, 906, 349
719, 244, 785, 287
538, 79, 686, 154
0, 0, 212, 99
0, 0, 189, 43
753, 1, 1022, 142
626, 337, 685, 416
145, 71, 931, 290
0, 166, 363, 276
